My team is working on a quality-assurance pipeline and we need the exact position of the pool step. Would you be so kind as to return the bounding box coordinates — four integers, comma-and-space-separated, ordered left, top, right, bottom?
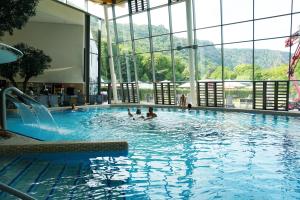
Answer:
0, 157, 96, 200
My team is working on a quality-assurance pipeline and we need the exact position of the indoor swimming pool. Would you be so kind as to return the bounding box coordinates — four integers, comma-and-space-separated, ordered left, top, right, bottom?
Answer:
2, 107, 300, 199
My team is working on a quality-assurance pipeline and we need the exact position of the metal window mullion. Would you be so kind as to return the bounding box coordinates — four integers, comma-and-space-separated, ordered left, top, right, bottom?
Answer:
147, 0, 157, 102
252, 0, 255, 108
98, 27, 101, 95
274, 81, 278, 110
286, 81, 290, 111
112, 5, 124, 101
161, 83, 165, 104
112, 5, 123, 84
288, 0, 294, 106
253, 81, 256, 109
168, 4, 177, 105
85, 14, 90, 102
220, 0, 225, 107
192, 0, 198, 82
128, 13, 140, 103
263, 81, 267, 110
146, 0, 156, 83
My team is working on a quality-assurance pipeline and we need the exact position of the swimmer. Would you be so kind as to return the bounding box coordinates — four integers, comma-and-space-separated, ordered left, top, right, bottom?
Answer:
71, 103, 78, 111
128, 108, 133, 117
145, 107, 157, 120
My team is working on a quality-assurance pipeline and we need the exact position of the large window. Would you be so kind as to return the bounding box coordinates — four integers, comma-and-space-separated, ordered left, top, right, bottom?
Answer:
150, 7, 170, 36
254, 38, 290, 81
89, 16, 101, 95
132, 12, 149, 39
108, 0, 297, 110
152, 35, 171, 52
197, 45, 222, 80
223, 42, 253, 81
196, 27, 221, 46
223, 22, 253, 43
255, 16, 291, 39
194, 0, 221, 28
254, 0, 292, 19
171, 2, 187, 33
116, 17, 131, 42
154, 52, 173, 82
222, 0, 253, 24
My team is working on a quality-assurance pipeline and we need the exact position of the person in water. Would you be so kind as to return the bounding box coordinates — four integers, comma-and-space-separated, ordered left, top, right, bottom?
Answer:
71, 103, 78, 111
145, 107, 157, 119
187, 103, 192, 110
128, 108, 144, 119
128, 108, 133, 117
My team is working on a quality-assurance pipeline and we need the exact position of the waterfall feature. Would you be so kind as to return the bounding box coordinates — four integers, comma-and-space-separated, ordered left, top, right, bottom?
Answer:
1, 87, 60, 140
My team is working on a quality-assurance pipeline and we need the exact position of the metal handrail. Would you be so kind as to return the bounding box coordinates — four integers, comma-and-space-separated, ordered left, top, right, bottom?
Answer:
0, 87, 40, 130
0, 182, 36, 200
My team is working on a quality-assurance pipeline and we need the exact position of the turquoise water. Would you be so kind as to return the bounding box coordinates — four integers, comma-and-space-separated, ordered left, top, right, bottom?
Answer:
3, 107, 300, 199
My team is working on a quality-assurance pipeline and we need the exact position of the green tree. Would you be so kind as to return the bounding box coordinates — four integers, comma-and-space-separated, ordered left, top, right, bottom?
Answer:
0, 62, 19, 87
234, 64, 253, 80
208, 66, 236, 80
261, 64, 288, 80
0, 0, 39, 36
0, 43, 52, 92
17, 43, 52, 91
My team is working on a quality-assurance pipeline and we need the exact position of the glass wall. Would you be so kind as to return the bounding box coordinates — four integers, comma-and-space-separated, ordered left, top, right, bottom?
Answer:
108, 0, 298, 110
56, 0, 105, 18
89, 16, 101, 95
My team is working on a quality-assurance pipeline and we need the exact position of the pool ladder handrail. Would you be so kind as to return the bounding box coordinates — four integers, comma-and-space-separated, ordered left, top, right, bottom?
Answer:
0, 87, 40, 130
0, 181, 37, 200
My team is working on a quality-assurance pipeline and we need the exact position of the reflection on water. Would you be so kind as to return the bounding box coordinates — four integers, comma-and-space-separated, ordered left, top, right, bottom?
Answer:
5, 108, 300, 199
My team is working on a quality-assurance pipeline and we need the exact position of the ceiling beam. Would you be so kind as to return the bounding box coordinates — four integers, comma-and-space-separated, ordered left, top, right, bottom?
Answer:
90, 0, 126, 5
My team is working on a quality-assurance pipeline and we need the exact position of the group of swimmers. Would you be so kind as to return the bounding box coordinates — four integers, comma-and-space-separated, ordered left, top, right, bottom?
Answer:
128, 107, 157, 120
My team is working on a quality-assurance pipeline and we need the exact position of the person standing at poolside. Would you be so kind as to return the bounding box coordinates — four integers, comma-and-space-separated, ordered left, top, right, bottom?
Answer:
179, 94, 186, 108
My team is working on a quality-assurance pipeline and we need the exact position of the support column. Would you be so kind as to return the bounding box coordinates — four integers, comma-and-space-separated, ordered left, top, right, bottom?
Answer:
186, 0, 197, 106
125, 54, 131, 83
104, 4, 118, 103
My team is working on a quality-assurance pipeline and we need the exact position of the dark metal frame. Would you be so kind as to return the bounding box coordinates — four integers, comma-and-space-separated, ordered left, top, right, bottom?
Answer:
253, 81, 289, 111
84, 14, 90, 103
154, 82, 175, 105
120, 82, 138, 103
197, 81, 224, 107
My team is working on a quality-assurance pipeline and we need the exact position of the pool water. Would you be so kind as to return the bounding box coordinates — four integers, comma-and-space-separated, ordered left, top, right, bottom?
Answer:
3, 107, 300, 199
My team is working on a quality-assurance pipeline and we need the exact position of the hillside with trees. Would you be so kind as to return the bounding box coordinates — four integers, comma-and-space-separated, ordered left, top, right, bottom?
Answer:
101, 23, 296, 83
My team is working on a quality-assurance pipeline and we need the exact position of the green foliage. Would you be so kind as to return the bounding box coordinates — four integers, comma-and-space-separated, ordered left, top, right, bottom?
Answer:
234, 64, 253, 80
16, 43, 52, 91
261, 64, 288, 80
0, 62, 19, 87
0, 43, 51, 91
0, 0, 39, 36
103, 23, 292, 83
100, 41, 111, 82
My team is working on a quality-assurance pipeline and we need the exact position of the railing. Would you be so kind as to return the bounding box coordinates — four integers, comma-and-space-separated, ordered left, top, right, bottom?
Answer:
0, 87, 40, 130
0, 182, 36, 200
253, 81, 289, 111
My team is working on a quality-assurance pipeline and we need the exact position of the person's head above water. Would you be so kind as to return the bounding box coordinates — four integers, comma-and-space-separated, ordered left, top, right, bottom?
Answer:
71, 103, 76, 110
148, 107, 154, 113
136, 108, 141, 115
